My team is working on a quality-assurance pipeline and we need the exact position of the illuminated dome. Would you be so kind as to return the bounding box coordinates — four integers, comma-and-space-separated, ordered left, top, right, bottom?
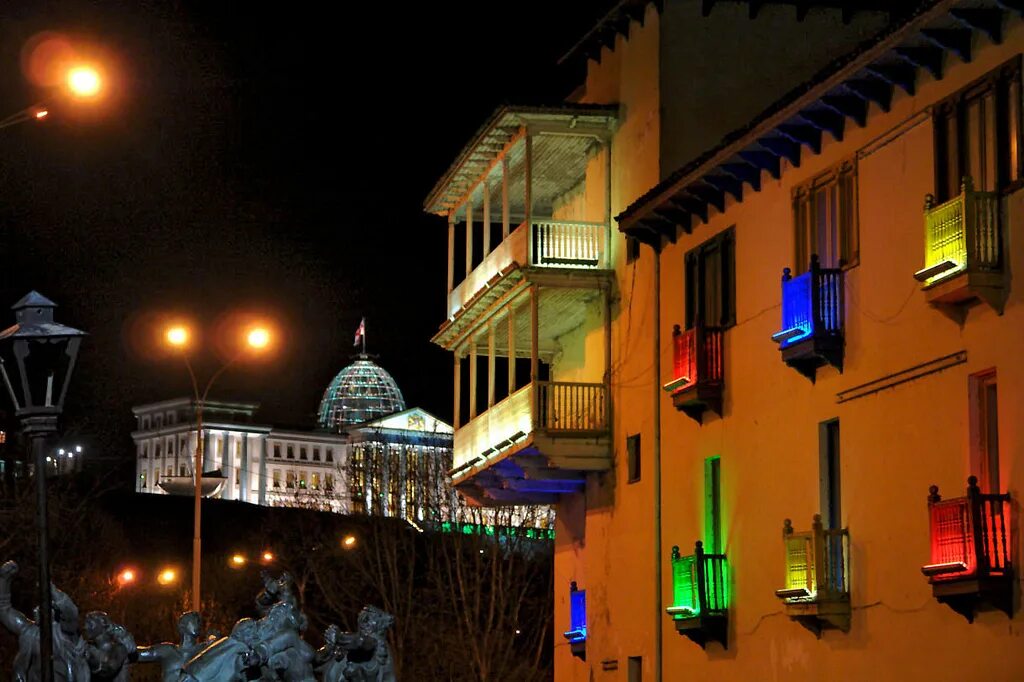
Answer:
317, 355, 406, 430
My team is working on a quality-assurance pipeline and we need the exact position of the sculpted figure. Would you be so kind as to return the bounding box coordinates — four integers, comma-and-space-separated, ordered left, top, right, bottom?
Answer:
255, 570, 298, 616
0, 560, 90, 682
180, 617, 261, 682
134, 611, 203, 682
328, 606, 395, 682
313, 625, 345, 682
250, 601, 314, 682
82, 612, 134, 682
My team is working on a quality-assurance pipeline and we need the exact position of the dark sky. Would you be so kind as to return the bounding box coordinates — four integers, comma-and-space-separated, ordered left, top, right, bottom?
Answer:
0, 1, 616, 458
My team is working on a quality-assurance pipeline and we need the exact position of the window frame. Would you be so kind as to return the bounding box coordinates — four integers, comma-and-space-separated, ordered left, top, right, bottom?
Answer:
684, 227, 736, 330
792, 158, 859, 272
626, 433, 641, 484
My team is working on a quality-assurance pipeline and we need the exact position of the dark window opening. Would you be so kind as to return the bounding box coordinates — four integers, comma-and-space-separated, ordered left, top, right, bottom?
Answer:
684, 227, 736, 329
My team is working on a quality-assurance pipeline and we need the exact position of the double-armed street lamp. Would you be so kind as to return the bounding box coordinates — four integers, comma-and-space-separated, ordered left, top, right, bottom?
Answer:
1, 61, 104, 132
0, 293, 85, 682
162, 320, 273, 611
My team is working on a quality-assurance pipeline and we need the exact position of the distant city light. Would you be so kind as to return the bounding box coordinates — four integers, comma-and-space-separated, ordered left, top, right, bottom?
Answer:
342, 535, 357, 550
229, 554, 247, 568
117, 568, 136, 586
157, 568, 178, 586
75, 445, 82, 453
261, 551, 274, 563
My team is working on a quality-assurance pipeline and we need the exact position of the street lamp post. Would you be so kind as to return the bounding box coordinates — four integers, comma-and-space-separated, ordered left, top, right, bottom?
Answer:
0, 63, 104, 132
165, 323, 271, 612
0, 292, 85, 682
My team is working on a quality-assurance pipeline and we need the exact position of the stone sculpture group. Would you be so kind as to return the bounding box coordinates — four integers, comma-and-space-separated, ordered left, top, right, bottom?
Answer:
0, 560, 396, 681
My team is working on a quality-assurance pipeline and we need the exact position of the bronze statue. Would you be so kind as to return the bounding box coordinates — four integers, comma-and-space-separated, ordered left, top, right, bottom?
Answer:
134, 611, 203, 682
82, 612, 135, 682
320, 606, 395, 682
179, 617, 261, 682
0, 560, 91, 682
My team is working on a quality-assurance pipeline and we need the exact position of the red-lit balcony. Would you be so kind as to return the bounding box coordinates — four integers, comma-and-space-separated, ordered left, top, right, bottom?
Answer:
775, 515, 850, 635
771, 255, 843, 381
914, 177, 1005, 319
663, 322, 724, 424
921, 476, 1013, 621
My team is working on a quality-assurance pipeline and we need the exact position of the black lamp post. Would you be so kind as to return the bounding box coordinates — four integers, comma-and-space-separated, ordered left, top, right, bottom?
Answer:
0, 292, 84, 682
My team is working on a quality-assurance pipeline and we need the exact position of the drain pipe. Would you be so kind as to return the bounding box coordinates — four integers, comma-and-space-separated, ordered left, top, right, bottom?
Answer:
652, 247, 663, 681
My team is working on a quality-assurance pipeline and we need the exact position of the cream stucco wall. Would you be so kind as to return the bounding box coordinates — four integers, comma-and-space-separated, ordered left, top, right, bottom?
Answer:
557, 7, 1024, 682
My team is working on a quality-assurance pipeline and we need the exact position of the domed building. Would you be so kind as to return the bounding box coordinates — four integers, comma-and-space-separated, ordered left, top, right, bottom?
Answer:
316, 355, 406, 430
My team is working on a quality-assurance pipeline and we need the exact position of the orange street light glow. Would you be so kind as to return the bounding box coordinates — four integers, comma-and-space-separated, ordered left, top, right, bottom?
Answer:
166, 326, 189, 347
67, 66, 101, 98
261, 551, 274, 563
157, 568, 178, 586
116, 568, 136, 586
246, 327, 270, 349
230, 554, 247, 568
342, 535, 357, 549
35, 110, 48, 120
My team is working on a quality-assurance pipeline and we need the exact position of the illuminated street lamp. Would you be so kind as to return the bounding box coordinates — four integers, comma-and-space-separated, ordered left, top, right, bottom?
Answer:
163, 321, 273, 611
342, 534, 357, 550
229, 554, 247, 569
0, 292, 85, 682
0, 62, 106, 132
156, 567, 178, 587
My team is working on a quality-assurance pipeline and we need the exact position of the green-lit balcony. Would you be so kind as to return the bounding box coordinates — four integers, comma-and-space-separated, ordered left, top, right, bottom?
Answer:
665, 541, 729, 649
775, 515, 850, 635
914, 176, 1005, 318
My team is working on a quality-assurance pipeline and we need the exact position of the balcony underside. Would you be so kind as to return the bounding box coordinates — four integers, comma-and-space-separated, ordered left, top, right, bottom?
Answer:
671, 382, 723, 424
453, 435, 611, 506
923, 269, 1005, 320
780, 334, 843, 381
433, 266, 611, 356
670, 612, 727, 650
779, 596, 850, 636
929, 574, 1014, 622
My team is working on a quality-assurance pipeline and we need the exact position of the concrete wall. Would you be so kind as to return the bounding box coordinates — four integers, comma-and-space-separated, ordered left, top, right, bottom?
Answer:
658, 1, 888, 178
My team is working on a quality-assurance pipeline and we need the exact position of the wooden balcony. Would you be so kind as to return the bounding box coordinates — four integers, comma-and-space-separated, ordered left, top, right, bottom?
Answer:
450, 380, 611, 506
563, 581, 587, 660
665, 541, 729, 649
915, 177, 1005, 318
771, 255, 843, 381
663, 323, 724, 424
775, 515, 850, 635
922, 477, 1013, 621
446, 219, 609, 319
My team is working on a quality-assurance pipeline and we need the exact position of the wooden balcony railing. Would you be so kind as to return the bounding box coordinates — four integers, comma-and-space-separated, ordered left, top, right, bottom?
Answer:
532, 220, 606, 269
923, 476, 1011, 582
916, 176, 1001, 286
667, 541, 728, 619
773, 255, 843, 348
777, 515, 850, 603
536, 381, 608, 434
667, 323, 723, 392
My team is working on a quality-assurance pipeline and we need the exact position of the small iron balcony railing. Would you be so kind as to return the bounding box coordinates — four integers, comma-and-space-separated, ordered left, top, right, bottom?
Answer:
772, 255, 843, 348
776, 515, 850, 603
666, 541, 728, 620
922, 476, 1011, 582
916, 176, 1001, 286
664, 322, 724, 394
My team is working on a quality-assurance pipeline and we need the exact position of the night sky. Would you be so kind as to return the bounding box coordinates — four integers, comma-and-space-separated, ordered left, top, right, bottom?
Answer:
0, 1, 616, 466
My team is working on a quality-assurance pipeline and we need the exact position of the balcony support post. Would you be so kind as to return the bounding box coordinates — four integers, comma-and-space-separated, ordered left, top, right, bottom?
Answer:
525, 134, 534, 266
508, 303, 516, 396
530, 285, 539, 427
469, 337, 478, 420
447, 212, 455, 295
502, 156, 510, 239
487, 322, 496, 409
483, 181, 491, 258
466, 201, 474, 279
453, 353, 462, 430
605, 142, 612, 268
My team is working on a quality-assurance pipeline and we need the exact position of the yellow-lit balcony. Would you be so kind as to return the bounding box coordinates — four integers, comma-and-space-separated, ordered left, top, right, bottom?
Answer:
914, 176, 1005, 317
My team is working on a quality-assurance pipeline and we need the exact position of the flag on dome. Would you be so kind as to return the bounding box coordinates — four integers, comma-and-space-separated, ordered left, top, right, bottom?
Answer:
353, 317, 366, 348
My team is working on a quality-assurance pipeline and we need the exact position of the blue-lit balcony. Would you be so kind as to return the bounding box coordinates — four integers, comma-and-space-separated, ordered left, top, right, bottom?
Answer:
562, 581, 587, 660
771, 255, 844, 381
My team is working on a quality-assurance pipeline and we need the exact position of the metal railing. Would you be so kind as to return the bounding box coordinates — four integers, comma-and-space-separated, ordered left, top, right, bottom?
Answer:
919, 176, 1001, 285
774, 255, 843, 348
777, 515, 849, 602
667, 541, 728, 619
668, 322, 724, 392
536, 381, 608, 433
532, 220, 605, 269
923, 476, 1011, 581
